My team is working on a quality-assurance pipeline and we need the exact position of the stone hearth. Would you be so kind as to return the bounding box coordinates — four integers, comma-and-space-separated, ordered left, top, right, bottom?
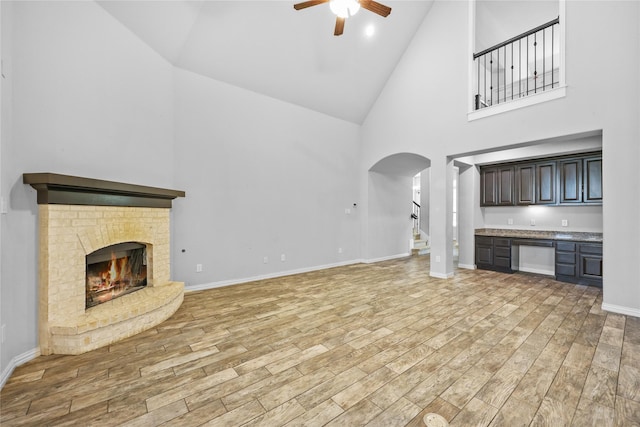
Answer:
24, 173, 185, 355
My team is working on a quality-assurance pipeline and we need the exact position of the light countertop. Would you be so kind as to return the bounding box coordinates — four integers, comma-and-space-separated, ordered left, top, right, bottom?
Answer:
475, 228, 603, 243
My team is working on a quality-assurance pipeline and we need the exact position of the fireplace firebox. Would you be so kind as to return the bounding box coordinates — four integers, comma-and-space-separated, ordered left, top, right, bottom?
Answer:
86, 242, 148, 309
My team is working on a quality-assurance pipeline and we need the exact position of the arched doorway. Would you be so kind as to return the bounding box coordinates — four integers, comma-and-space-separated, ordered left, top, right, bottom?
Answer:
366, 153, 431, 261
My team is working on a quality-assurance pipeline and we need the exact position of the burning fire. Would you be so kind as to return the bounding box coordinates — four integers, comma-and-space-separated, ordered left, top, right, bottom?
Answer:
100, 253, 129, 288
86, 245, 147, 308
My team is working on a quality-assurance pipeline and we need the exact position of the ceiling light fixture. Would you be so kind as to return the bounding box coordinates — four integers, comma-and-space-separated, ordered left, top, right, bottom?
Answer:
329, 0, 360, 18
365, 24, 375, 37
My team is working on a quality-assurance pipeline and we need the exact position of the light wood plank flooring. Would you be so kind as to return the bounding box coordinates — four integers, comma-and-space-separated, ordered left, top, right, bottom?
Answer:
2, 257, 640, 426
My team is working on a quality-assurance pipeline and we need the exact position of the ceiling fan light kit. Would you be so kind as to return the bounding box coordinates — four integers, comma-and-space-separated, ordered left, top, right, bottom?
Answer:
293, 0, 392, 36
330, 0, 360, 18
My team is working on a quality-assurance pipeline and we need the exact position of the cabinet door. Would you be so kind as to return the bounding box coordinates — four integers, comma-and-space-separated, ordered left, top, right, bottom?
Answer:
480, 168, 498, 206
584, 157, 603, 203
579, 243, 603, 280
497, 166, 514, 205
515, 164, 535, 205
559, 159, 582, 204
476, 245, 493, 265
536, 162, 556, 204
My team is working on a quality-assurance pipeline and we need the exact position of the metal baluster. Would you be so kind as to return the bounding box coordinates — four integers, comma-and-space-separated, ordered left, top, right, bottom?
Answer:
497, 48, 500, 104
504, 45, 507, 103
534, 32, 537, 93
490, 52, 493, 106
511, 43, 514, 100
551, 24, 554, 88
526, 35, 529, 95
477, 58, 480, 109
543, 28, 546, 90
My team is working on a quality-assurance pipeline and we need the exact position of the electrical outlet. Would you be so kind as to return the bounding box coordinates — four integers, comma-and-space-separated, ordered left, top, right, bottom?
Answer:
196, 264, 203, 273
507, 218, 513, 225
435, 255, 441, 262
1, 324, 6, 344
281, 254, 286, 262
0, 197, 7, 214
530, 219, 536, 226
562, 219, 568, 227
338, 248, 343, 254
263, 256, 269, 264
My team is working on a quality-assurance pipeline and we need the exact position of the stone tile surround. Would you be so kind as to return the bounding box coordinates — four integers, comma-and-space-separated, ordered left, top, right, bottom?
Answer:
39, 205, 184, 355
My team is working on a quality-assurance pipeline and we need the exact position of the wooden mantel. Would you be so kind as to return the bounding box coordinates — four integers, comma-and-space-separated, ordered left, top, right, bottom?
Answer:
23, 173, 185, 208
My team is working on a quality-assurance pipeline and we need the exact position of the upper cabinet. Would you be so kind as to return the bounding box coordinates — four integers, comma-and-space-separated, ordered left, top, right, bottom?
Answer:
481, 166, 514, 206
480, 152, 601, 207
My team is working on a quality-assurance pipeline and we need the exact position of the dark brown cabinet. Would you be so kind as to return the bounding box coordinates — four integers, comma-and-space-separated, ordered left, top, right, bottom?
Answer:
584, 156, 603, 203
555, 240, 602, 287
559, 156, 602, 204
475, 236, 513, 273
481, 152, 600, 207
559, 159, 582, 203
481, 166, 514, 206
536, 161, 556, 204
515, 164, 535, 205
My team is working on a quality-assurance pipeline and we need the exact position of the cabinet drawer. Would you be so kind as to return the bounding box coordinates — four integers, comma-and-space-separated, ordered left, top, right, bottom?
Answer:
495, 257, 511, 268
579, 244, 602, 255
476, 236, 493, 246
556, 252, 576, 265
556, 263, 577, 276
494, 238, 511, 247
495, 247, 511, 258
556, 241, 576, 252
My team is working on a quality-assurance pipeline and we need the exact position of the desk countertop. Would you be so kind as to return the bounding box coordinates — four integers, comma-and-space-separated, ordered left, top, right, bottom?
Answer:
475, 228, 603, 243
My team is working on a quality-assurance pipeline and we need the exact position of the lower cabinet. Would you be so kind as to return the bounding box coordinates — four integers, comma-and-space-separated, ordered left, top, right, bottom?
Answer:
475, 236, 513, 273
555, 241, 603, 287
475, 236, 603, 287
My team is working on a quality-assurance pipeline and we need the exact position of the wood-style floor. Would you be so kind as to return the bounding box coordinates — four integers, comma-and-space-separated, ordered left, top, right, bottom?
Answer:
2, 256, 640, 426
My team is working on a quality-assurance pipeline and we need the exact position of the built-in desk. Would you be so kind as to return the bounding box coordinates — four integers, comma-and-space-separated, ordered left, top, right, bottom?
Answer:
475, 229, 603, 287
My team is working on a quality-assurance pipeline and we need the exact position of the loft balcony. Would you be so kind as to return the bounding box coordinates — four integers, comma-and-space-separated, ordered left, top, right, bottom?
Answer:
473, 17, 561, 111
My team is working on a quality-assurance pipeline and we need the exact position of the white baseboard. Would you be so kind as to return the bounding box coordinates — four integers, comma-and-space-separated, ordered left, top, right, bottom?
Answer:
601, 303, 640, 319
364, 253, 410, 264
185, 259, 365, 292
430, 271, 454, 279
1, 347, 40, 390
457, 263, 476, 270
185, 254, 416, 293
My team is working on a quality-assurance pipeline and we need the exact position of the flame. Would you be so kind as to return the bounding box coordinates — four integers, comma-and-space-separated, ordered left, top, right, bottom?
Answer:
109, 253, 118, 285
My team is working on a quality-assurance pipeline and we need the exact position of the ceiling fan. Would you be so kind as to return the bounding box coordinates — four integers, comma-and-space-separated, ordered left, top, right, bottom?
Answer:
293, 0, 392, 36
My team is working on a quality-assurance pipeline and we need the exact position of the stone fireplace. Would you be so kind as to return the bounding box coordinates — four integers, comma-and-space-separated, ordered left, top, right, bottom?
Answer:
24, 173, 185, 355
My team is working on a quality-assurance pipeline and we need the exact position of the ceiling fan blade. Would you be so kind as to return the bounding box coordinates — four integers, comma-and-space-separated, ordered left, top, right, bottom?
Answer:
360, 0, 392, 17
334, 16, 345, 36
293, 0, 329, 10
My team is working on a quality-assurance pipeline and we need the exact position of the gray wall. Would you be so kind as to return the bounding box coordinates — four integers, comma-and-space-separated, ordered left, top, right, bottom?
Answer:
172, 69, 360, 288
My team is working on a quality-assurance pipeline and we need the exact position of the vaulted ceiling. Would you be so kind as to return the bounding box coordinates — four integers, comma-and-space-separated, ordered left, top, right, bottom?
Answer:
96, 1, 435, 124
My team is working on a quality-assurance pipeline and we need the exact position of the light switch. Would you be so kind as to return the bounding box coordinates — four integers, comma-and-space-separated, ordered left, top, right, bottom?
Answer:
562, 219, 568, 227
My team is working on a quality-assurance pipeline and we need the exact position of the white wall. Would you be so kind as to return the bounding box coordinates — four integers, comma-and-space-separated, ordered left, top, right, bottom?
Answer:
1, 1, 174, 381
419, 169, 430, 237
172, 69, 361, 288
361, 1, 640, 315
366, 171, 413, 260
